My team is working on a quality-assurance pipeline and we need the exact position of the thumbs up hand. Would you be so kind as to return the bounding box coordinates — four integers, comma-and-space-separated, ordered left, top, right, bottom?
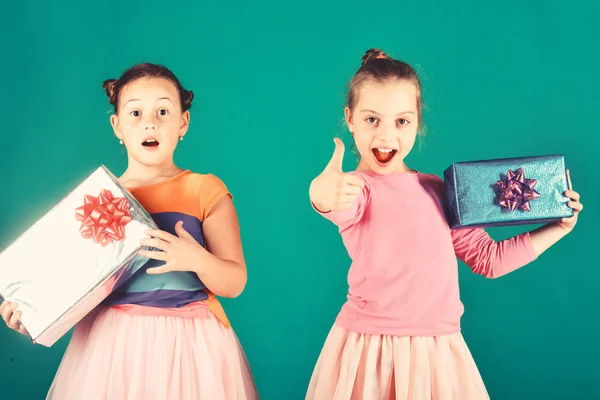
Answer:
309, 138, 365, 212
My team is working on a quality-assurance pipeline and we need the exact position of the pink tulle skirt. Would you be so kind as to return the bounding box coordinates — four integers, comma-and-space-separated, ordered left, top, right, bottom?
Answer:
306, 324, 490, 400
46, 302, 258, 400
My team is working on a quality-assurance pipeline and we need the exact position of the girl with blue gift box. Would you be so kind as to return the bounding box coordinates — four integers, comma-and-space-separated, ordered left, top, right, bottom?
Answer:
306, 48, 583, 399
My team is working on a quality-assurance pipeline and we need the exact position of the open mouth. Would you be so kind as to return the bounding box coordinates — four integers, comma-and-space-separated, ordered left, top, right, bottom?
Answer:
372, 148, 398, 166
142, 137, 160, 149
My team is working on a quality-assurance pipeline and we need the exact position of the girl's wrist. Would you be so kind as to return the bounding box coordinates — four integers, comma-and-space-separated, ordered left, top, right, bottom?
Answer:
191, 244, 211, 275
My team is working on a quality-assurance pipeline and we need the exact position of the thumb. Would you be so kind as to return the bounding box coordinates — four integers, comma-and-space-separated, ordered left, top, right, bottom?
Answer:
326, 138, 345, 172
174, 221, 193, 240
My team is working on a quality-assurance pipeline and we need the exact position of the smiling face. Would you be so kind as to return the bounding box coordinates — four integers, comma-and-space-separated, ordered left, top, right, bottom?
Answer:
110, 77, 190, 167
345, 78, 420, 174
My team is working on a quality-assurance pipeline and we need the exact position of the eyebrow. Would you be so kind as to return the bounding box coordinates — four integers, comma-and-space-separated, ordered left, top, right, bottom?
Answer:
123, 97, 175, 106
360, 109, 416, 116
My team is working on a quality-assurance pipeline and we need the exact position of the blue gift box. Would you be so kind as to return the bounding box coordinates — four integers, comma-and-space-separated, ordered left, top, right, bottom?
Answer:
443, 155, 573, 229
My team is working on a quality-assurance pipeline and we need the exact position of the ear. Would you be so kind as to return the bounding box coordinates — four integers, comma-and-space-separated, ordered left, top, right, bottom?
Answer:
179, 110, 190, 138
344, 106, 354, 134
110, 114, 123, 140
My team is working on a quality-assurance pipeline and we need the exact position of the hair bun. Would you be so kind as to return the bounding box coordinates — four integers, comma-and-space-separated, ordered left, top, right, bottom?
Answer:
102, 79, 117, 105
361, 48, 391, 65
182, 89, 194, 110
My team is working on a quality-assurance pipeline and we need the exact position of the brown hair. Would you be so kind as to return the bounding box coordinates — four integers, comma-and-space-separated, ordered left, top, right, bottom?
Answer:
102, 63, 194, 113
347, 49, 423, 129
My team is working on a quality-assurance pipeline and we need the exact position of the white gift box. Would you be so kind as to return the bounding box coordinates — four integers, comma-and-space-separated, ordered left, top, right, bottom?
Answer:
0, 166, 157, 347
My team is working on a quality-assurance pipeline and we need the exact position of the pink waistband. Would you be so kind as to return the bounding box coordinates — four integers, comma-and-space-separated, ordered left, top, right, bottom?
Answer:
107, 301, 209, 318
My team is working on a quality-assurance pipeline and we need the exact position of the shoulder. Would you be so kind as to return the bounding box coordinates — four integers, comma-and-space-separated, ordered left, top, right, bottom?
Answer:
185, 171, 226, 185
418, 172, 444, 191
181, 172, 228, 193
186, 172, 231, 220
418, 171, 443, 183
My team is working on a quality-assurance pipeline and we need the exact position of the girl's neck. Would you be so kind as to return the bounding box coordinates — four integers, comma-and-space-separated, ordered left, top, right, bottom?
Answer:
356, 159, 413, 174
119, 158, 184, 187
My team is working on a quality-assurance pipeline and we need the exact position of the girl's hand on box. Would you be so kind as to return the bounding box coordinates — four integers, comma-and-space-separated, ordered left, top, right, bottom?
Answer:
0, 301, 28, 335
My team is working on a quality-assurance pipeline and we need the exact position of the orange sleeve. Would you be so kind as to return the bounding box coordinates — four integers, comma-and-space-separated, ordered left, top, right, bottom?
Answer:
198, 174, 231, 221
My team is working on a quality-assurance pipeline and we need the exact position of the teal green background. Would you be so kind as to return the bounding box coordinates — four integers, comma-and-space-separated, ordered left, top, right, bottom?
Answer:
1, 1, 598, 399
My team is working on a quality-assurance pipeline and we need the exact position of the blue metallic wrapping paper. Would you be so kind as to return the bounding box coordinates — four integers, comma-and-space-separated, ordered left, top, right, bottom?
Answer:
0, 166, 158, 347
443, 155, 573, 229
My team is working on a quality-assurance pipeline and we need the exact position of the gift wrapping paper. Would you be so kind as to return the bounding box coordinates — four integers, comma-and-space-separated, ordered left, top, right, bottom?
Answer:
443, 155, 573, 229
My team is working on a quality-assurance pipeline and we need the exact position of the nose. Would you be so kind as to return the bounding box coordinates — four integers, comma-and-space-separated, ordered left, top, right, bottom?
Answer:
375, 127, 395, 143
144, 116, 157, 130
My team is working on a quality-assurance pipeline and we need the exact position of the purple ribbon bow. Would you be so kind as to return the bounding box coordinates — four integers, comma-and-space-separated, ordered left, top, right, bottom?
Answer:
496, 168, 541, 211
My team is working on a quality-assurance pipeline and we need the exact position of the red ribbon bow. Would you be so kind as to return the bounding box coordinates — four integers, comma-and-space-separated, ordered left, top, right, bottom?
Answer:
75, 189, 132, 246
496, 168, 541, 212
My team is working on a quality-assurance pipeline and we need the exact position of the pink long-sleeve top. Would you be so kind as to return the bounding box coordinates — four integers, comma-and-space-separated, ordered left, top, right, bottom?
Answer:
316, 171, 538, 336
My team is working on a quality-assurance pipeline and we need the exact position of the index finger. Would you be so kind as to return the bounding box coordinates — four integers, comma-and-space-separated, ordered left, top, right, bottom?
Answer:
1, 302, 15, 321
566, 169, 572, 191
144, 229, 177, 243
345, 174, 365, 188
